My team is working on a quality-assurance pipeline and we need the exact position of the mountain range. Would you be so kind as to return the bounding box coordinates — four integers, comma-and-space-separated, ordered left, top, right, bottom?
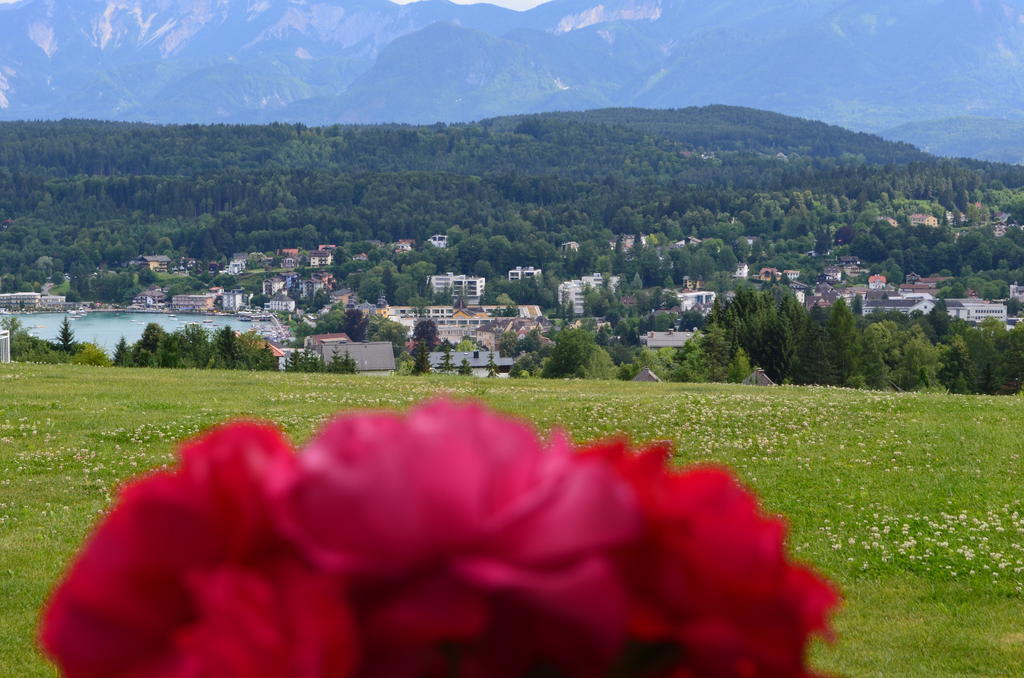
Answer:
2, 0, 1024, 156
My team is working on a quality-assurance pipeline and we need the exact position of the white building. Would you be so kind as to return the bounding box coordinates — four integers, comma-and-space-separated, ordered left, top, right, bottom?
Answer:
40, 295, 66, 306
641, 331, 694, 348
267, 292, 296, 313
427, 273, 486, 303
558, 273, 620, 316
0, 329, 10, 363
220, 289, 249, 312
262, 277, 286, 297
508, 266, 542, 281
868, 275, 887, 291
862, 298, 936, 316
227, 255, 247, 275
0, 292, 41, 308
1011, 282, 1024, 301
427, 234, 448, 248
945, 299, 1007, 323
734, 263, 749, 279
172, 293, 218, 312
677, 290, 717, 313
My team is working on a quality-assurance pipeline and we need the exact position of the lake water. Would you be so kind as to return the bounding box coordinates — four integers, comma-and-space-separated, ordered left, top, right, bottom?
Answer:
6, 312, 274, 351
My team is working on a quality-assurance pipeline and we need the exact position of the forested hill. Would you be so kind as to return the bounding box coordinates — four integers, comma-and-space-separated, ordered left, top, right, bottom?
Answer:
4, 106, 1024, 308
0, 106, 929, 179
488, 107, 930, 165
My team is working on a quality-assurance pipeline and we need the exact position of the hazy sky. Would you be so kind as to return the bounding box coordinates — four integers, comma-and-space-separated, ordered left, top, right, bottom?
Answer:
0, 0, 552, 8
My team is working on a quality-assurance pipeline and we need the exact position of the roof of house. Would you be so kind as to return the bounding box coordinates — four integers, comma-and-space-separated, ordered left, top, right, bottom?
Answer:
864, 298, 932, 309
742, 369, 777, 387
632, 368, 662, 382
305, 333, 353, 347
428, 351, 514, 369
322, 341, 396, 372
142, 255, 171, 262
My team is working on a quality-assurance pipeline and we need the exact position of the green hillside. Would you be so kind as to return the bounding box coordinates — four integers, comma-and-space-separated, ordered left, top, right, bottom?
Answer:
1, 364, 1022, 676
884, 116, 1024, 164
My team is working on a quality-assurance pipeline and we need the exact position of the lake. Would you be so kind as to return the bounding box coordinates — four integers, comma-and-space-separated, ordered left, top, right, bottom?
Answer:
6, 312, 275, 351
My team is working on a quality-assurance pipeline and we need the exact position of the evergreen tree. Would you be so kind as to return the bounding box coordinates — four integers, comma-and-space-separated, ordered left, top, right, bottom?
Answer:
439, 344, 455, 374
327, 350, 357, 374
793, 322, 836, 385
213, 326, 239, 369
112, 336, 132, 367
859, 330, 889, 390
699, 324, 732, 382
486, 351, 499, 378
412, 341, 431, 375
458, 358, 473, 376
56, 317, 75, 353
826, 299, 858, 386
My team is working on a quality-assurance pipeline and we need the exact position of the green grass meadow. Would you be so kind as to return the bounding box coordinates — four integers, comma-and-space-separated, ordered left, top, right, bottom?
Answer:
1, 364, 1022, 676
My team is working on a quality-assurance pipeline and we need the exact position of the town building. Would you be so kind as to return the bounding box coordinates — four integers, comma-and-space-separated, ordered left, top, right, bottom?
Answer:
560, 241, 580, 252
909, 213, 940, 228
862, 297, 936, 316
508, 266, 542, 281
308, 250, 334, 267
171, 293, 217, 312
783, 270, 801, 281
868, 275, 887, 290
428, 350, 514, 377
267, 292, 296, 313
427, 273, 486, 304
316, 340, 396, 375
262, 276, 286, 297
558, 273, 621, 316
1010, 282, 1024, 301
427, 234, 448, 248
131, 255, 171, 272
945, 299, 1007, 323
734, 263, 749, 279
641, 331, 695, 348
133, 288, 167, 307
220, 289, 249, 312
0, 292, 41, 308
676, 290, 717, 313
474, 317, 551, 351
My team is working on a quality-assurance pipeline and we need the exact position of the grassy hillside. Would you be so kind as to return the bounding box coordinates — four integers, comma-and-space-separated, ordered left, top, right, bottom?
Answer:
1, 364, 1022, 677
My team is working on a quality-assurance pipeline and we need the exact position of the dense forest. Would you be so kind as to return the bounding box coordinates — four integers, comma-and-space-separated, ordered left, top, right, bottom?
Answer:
3, 108, 1024, 306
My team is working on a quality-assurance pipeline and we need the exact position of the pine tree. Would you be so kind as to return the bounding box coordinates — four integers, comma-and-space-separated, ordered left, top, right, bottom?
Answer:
57, 317, 75, 353
412, 341, 431, 375
112, 336, 131, 367
439, 344, 455, 374
486, 352, 498, 378
826, 299, 858, 386
458, 358, 473, 376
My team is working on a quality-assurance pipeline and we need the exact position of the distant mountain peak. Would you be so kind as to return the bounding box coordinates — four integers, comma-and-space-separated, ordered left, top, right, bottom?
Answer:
553, 0, 662, 34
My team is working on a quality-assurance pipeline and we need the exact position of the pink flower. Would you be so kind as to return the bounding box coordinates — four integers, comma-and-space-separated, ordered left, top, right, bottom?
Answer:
40, 423, 358, 678
587, 442, 839, 678
274, 400, 641, 678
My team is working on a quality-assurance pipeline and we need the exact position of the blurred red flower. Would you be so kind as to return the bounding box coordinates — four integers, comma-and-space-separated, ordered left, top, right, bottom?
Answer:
40, 400, 837, 678
273, 400, 641, 678
40, 423, 357, 678
588, 442, 839, 678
